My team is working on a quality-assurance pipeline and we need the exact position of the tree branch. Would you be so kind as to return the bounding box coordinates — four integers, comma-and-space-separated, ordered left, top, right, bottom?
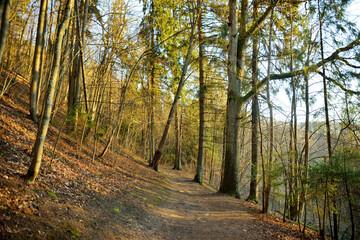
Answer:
239, 35, 360, 105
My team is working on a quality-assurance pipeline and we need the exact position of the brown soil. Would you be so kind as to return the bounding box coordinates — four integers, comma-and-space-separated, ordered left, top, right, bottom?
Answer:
0, 73, 320, 239
148, 167, 319, 240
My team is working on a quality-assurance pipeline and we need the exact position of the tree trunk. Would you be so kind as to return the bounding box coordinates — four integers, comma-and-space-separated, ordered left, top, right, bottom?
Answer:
299, 33, 312, 230
247, 0, 259, 203
209, 108, 217, 183
26, 0, 74, 182
194, 0, 205, 184
0, 0, 10, 63
218, 0, 240, 197
148, 0, 156, 165
263, 8, 274, 214
174, 105, 182, 170
318, 0, 337, 238
30, 0, 48, 123
174, 105, 180, 169
288, 2, 299, 220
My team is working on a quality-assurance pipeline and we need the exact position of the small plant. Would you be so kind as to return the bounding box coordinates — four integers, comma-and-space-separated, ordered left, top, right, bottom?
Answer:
71, 228, 80, 239
113, 208, 120, 214
47, 191, 58, 200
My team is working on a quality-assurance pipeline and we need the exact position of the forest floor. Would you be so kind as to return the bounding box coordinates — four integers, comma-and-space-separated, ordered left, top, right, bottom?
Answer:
0, 73, 321, 239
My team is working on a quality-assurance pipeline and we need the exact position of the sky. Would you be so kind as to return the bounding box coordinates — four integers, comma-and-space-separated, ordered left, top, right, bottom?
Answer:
271, 0, 360, 123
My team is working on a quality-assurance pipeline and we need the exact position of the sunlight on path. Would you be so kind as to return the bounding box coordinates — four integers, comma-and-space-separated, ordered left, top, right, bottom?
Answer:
149, 166, 273, 240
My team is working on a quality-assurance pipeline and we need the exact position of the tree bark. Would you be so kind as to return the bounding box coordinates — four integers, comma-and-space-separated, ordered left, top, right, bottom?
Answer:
0, 0, 10, 63
219, 0, 240, 197
194, 0, 205, 184
26, 0, 74, 182
288, 3, 299, 220
318, 0, 337, 238
220, 0, 278, 198
30, 0, 48, 123
263, 8, 274, 214
247, 0, 259, 203
174, 104, 182, 170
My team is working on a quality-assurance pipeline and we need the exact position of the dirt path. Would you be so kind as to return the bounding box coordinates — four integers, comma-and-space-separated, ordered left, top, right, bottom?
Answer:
149, 166, 291, 240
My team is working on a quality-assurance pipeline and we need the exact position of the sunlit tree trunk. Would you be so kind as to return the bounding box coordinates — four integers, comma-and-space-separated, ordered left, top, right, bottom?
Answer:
26, 0, 75, 182
174, 104, 182, 170
247, 0, 259, 203
288, 2, 299, 220
263, 9, 274, 214
30, 0, 48, 123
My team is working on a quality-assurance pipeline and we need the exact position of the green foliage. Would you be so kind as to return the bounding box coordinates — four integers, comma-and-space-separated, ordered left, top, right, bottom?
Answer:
113, 208, 121, 214
47, 191, 58, 201
308, 148, 360, 195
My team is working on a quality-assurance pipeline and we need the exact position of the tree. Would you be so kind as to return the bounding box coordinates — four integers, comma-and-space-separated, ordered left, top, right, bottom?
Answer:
262, 8, 274, 214
29, 0, 48, 124
219, 0, 278, 197
194, 0, 205, 184
0, 0, 10, 63
247, 0, 259, 203
26, 0, 75, 182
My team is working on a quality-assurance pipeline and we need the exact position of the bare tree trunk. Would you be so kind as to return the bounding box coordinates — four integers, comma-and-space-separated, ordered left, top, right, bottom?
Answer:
300, 34, 312, 232
194, 0, 205, 184
174, 105, 179, 169
174, 104, 182, 170
247, 0, 259, 203
26, 0, 74, 182
263, 8, 274, 214
209, 108, 217, 183
318, 0, 337, 238
148, 0, 156, 165
30, 0, 48, 123
288, 2, 299, 220
220, 0, 277, 198
0, 0, 10, 63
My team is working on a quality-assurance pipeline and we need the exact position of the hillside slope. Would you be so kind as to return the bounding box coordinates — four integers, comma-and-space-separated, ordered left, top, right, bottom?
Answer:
0, 76, 320, 239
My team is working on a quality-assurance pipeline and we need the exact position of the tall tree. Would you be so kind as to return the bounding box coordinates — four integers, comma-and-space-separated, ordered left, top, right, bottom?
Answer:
30, 0, 48, 123
194, 0, 205, 184
262, 8, 274, 214
173, 103, 182, 170
26, 0, 75, 182
247, 0, 259, 203
318, 0, 335, 237
0, 0, 10, 63
218, 0, 239, 197
219, 0, 277, 197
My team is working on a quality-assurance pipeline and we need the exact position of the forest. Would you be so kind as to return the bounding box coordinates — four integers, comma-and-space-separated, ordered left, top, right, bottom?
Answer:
0, 0, 360, 239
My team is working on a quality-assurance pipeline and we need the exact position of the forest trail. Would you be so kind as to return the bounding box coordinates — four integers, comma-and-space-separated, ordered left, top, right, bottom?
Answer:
0, 76, 318, 239
150, 166, 312, 240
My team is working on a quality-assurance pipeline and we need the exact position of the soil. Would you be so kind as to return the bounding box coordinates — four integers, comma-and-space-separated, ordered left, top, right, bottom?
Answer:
0, 72, 321, 239
148, 167, 318, 240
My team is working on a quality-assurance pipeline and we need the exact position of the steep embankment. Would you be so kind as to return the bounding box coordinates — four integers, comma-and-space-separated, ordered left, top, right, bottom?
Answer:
0, 73, 169, 239
0, 75, 320, 239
